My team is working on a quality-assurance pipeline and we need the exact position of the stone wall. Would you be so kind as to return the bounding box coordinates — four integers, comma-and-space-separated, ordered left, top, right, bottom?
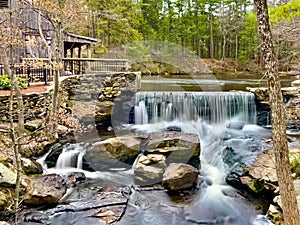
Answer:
0, 91, 52, 122
0, 72, 141, 126
72, 72, 141, 129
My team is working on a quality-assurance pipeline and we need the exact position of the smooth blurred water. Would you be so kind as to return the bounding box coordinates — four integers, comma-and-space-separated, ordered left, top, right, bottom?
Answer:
141, 75, 292, 91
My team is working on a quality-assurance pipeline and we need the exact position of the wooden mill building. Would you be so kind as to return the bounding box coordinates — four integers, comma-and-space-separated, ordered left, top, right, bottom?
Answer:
0, 0, 97, 66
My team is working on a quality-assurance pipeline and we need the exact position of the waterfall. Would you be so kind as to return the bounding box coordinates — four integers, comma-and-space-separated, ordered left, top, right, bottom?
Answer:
135, 91, 256, 124
56, 144, 86, 169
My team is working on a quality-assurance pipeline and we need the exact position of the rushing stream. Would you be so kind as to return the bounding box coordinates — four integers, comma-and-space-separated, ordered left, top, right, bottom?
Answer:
29, 91, 274, 225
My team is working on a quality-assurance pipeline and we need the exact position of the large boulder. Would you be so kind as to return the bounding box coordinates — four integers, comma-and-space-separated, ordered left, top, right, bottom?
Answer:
240, 148, 277, 194
238, 148, 300, 223
21, 158, 43, 175
24, 174, 67, 205
84, 136, 140, 170
134, 154, 167, 186
0, 163, 17, 188
147, 132, 201, 168
240, 148, 300, 192
162, 163, 199, 191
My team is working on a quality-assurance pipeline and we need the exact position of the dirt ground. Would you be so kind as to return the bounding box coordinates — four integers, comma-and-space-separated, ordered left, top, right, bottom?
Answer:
0, 84, 49, 96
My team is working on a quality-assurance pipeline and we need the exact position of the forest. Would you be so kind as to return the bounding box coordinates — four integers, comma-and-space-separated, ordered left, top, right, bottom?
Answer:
62, 0, 300, 71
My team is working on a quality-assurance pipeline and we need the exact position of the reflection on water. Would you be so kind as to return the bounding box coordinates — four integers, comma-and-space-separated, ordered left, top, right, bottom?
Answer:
141, 75, 292, 91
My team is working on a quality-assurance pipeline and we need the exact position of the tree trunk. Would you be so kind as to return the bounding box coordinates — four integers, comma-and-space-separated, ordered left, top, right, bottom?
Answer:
235, 33, 238, 70
222, 33, 226, 62
2, 58, 24, 134
50, 18, 62, 141
209, 13, 214, 59
254, 0, 300, 224
48, 0, 66, 141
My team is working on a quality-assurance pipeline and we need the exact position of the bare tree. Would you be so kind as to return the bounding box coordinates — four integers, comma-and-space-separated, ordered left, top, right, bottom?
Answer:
34, 0, 83, 141
0, 2, 25, 222
254, 0, 300, 224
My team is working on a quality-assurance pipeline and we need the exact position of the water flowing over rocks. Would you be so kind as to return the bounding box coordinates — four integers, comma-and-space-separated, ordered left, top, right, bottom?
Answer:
162, 163, 199, 191
1, 85, 286, 224
24, 174, 67, 205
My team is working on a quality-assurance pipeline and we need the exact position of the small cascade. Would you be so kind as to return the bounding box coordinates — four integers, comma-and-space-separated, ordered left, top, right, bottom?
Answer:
135, 91, 256, 124
56, 143, 86, 169
134, 100, 148, 124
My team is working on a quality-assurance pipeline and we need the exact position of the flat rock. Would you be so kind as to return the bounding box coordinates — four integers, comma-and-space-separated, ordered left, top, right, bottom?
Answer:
243, 149, 277, 183
20, 185, 130, 225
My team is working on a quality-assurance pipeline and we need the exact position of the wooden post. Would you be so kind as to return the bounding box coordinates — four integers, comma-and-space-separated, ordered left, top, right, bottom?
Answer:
43, 65, 47, 85
70, 48, 74, 74
27, 65, 31, 87
87, 44, 91, 72
78, 46, 82, 74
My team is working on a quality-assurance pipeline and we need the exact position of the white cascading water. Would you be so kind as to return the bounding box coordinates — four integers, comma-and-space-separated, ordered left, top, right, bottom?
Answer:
134, 100, 148, 124
135, 91, 256, 124
56, 144, 86, 169
38, 91, 273, 225
132, 91, 273, 225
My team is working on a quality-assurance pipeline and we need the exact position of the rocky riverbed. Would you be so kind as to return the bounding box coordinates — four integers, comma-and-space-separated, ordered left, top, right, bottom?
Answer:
2, 73, 300, 224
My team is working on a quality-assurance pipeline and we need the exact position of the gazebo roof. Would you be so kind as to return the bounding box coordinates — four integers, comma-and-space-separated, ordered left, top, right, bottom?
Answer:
64, 32, 98, 45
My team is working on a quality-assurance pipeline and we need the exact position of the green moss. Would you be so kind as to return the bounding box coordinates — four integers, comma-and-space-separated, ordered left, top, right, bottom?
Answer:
251, 179, 265, 193
290, 154, 300, 176
67, 100, 74, 108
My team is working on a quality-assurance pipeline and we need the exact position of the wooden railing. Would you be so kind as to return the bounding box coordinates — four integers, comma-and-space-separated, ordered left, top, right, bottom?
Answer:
0, 62, 53, 86
63, 58, 131, 75
0, 58, 131, 85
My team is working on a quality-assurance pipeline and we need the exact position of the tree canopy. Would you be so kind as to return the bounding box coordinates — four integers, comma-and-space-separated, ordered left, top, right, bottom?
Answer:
53, 0, 292, 70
